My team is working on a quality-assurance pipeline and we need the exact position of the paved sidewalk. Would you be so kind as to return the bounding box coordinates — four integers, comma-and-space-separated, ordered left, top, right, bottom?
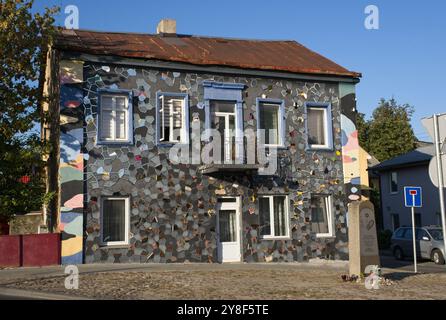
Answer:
1, 260, 445, 300
0, 259, 348, 285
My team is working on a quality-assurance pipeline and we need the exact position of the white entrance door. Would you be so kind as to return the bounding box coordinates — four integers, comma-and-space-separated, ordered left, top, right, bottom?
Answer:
217, 197, 241, 263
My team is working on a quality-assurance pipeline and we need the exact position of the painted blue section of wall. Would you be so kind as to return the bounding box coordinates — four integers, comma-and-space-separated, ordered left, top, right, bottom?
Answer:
61, 251, 83, 265
380, 165, 446, 231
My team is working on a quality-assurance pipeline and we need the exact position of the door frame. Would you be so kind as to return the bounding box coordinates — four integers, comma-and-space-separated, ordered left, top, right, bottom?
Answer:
216, 196, 242, 263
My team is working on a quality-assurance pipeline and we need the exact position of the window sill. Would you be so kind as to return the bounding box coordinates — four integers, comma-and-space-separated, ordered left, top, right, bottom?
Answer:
261, 236, 292, 241
100, 243, 130, 249
96, 141, 134, 147
261, 145, 288, 151
315, 234, 336, 239
306, 146, 334, 152
157, 142, 190, 148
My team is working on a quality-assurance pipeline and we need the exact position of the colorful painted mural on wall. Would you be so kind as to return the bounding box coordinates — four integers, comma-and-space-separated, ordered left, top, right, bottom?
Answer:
59, 60, 84, 264
339, 83, 361, 202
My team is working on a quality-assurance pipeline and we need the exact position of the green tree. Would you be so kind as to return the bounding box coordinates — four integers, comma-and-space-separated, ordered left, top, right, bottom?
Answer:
0, 0, 58, 222
358, 98, 417, 162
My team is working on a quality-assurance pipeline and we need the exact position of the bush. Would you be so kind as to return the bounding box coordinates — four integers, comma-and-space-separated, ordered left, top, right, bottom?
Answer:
378, 229, 393, 250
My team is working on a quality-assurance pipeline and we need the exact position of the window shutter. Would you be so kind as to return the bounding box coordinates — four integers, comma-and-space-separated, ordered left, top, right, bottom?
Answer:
101, 109, 114, 140
159, 95, 165, 142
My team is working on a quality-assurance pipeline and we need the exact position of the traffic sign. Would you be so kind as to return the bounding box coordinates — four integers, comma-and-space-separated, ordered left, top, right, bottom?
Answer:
404, 187, 422, 208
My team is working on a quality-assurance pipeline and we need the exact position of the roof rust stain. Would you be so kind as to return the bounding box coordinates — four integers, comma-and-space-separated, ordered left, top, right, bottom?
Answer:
54, 29, 361, 78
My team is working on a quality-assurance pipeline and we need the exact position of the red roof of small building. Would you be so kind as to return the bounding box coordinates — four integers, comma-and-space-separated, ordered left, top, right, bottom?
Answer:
55, 29, 361, 78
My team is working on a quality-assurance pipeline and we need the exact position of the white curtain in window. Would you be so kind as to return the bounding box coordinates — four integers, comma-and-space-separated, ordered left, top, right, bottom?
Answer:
310, 196, 329, 234
273, 196, 286, 237
115, 111, 126, 139
101, 110, 114, 140
308, 108, 326, 145
259, 197, 271, 236
259, 103, 279, 145
219, 210, 236, 242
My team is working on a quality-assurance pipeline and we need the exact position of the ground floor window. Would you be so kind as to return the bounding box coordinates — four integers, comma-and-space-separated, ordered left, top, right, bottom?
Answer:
101, 197, 129, 246
415, 213, 422, 228
259, 195, 289, 239
392, 213, 400, 231
310, 195, 334, 237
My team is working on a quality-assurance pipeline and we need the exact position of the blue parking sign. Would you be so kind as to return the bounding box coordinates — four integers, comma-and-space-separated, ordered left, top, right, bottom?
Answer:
404, 187, 423, 208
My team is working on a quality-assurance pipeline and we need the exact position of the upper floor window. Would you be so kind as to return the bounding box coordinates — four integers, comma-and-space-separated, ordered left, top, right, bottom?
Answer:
98, 90, 133, 145
156, 93, 189, 145
257, 99, 285, 147
259, 195, 290, 239
101, 197, 130, 246
305, 103, 333, 150
310, 194, 334, 238
390, 171, 398, 193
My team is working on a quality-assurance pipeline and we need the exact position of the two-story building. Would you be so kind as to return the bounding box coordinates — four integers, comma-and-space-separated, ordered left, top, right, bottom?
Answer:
42, 20, 362, 264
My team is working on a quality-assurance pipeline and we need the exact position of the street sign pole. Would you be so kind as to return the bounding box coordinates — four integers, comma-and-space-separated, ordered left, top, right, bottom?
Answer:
411, 206, 417, 273
433, 114, 446, 267
405, 187, 422, 273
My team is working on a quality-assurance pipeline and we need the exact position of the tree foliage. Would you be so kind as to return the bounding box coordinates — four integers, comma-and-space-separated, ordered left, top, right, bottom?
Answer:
357, 98, 417, 162
0, 0, 58, 221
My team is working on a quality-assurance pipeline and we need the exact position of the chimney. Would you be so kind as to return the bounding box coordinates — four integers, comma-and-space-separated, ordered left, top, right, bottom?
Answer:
156, 19, 176, 35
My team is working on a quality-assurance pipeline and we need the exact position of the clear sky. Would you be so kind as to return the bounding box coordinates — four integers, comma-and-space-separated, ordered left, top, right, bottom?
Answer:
34, 0, 446, 141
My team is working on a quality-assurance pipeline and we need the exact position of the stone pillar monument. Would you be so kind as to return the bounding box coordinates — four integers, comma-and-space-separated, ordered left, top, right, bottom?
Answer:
348, 200, 380, 276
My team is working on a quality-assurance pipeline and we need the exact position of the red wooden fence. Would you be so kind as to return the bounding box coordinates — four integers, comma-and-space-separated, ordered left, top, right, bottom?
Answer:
0, 233, 61, 267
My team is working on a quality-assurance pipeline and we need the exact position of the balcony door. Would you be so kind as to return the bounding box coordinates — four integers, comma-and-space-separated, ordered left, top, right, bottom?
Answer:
211, 100, 236, 164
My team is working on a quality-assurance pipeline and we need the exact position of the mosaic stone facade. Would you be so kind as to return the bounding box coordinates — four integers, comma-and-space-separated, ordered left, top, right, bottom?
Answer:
57, 60, 359, 264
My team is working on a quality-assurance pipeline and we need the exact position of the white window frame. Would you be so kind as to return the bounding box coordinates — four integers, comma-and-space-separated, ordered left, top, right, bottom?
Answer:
389, 171, 398, 194
259, 195, 290, 240
256, 99, 285, 148
305, 103, 333, 150
157, 93, 189, 145
98, 94, 130, 143
311, 194, 335, 238
100, 197, 130, 247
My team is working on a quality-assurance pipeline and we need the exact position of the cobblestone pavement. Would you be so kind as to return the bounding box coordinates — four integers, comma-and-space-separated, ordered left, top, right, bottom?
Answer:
1, 264, 446, 300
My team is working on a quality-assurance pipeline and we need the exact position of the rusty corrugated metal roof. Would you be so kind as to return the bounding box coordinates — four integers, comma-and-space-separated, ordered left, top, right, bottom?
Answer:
54, 29, 361, 78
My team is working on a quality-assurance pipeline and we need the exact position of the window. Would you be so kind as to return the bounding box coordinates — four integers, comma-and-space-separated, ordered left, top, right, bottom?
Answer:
310, 195, 334, 237
259, 195, 289, 239
390, 171, 398, 193
394, 228, 406, 238
415, 213, 422, 228
306, 103, 333, 150
403, 228, 413, 240
257, 99, 285, 147
436, 212, 442, 226
391, 214, 400, 231
157, 93, 189, 144
101, 197, 129, 246
98, 91, 132, 144
417, 229, 430, 241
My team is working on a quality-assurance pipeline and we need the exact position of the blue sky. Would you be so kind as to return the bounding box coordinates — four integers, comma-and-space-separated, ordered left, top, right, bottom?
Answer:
35, 0, 446, 141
